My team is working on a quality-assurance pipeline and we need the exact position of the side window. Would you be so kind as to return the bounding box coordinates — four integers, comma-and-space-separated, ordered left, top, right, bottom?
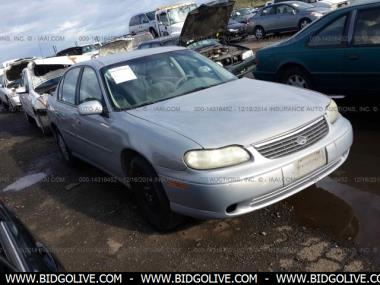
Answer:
309, 15, 348, 47
79, 68, 103, 104
158, 12, 169, 25
140, 14, 149, 24
60, 68, 81, 105
353, 8, 380, 46
262, 6, 275, 16
130, 16, 138, 26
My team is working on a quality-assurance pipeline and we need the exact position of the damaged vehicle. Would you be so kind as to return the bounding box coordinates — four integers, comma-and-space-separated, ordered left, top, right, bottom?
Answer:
98, 33, 154, 57
138, 1, 256, 78
56, 44, 99, 57
0, 58, 35, 112
18, 55, 92, 134
48, 47, 352, 230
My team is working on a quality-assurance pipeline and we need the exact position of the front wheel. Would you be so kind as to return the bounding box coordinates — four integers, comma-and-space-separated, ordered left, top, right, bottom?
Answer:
129, 156, 183, 231
254, 26, 265, 40
299, 18, 311, 30
279, 66, 313, 89
24, 112, 34, 124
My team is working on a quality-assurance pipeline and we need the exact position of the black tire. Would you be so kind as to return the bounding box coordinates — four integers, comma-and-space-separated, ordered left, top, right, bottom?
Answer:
129, 156, 183, 231
56, 131, 76, 166
279, 66, 314, 90
149, 28, 158, 38
254, 26, 265, 40
6, 98, 15, 112
299, 18, 311, 30
25, 112, 34, 124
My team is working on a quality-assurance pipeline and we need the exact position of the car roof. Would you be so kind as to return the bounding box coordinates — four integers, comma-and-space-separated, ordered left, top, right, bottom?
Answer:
76, 46, 187, 69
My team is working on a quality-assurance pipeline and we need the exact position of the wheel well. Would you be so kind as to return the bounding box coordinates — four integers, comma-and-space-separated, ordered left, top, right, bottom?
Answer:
276, 63, 310, 82
299, 17, 311, 26
121, 149, 151, 176
50, 123, 59, 137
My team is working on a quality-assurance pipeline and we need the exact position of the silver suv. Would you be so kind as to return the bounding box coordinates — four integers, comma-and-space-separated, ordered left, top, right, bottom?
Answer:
129, 12, 159, 38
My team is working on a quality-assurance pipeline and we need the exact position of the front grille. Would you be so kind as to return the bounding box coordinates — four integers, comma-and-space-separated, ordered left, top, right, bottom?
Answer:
254, 117, 329, 159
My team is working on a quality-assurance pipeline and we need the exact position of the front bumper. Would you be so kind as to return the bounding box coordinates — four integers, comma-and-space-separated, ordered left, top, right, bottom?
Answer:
227, 56, 256, 78
159, 116, 353, 219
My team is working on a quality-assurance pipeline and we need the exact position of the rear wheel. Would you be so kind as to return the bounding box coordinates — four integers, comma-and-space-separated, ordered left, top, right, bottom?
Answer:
279, 66, 313, 89
56, 131, 76, 166
6, 98, 15, 112
129, 156, 183, 231
254, 26, 265, 40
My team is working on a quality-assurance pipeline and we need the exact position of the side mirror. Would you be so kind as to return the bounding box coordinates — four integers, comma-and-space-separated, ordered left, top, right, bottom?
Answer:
16, 86, 26, 94
78, 100, 103, 116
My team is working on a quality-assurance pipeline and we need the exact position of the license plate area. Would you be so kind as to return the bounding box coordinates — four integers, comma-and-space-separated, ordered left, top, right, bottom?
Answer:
283, 149, 327, 186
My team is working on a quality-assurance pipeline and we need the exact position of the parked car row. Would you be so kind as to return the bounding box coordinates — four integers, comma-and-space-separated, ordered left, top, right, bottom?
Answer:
3, 0, 378, 233
254, 1, 380, 95
137, 1, 256, 78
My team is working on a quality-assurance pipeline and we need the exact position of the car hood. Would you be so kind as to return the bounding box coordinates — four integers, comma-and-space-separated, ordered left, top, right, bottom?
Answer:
128, 78, 330, 149
179, 1, 234, 46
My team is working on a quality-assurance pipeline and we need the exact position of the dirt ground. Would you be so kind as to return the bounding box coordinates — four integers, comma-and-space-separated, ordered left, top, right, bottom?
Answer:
0, 36, 379, 271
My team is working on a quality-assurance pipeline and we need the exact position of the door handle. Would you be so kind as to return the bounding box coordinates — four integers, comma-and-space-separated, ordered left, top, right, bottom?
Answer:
347, 54, 359, 60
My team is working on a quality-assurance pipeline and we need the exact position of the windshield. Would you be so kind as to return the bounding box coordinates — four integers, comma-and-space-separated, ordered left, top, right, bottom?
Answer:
102, 50, 236, 110
167, 4, 197, 24
82, 45, 97, 53
290, 2, 314, 9
237, 8, 252, 16
186, 39, 220, 50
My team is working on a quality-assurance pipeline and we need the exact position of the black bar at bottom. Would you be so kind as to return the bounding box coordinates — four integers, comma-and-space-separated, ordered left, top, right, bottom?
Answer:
1, 272, 379, 284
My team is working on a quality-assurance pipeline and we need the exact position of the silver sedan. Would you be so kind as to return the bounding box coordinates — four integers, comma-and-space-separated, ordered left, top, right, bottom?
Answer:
47, 47, 353, 230
249, 1, 330, 39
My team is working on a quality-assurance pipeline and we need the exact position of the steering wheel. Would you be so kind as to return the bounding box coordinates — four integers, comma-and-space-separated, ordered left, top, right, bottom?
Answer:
175, 75, 196, 90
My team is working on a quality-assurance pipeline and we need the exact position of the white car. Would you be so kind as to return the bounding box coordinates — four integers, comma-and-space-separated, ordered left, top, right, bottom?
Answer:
18, 55, 92, 133
0, 58, 35, 112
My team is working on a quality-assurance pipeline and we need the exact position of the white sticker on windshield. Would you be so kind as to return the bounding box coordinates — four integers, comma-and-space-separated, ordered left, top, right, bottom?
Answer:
108, 65, 137, 84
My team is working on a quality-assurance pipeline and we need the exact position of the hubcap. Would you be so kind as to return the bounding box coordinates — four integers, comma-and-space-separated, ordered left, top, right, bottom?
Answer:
256, 29, 263, 39
287, 74, 308, 88
301, 20, 309, 29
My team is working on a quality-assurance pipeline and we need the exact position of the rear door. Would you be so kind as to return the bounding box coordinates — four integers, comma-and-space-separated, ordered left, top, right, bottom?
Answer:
54, 67, 82, 150
129, 15, 140, 34
260, 6, 277, 32
343, 7, 380, 94
305, 13, 350, 93
274, 4, 298, 31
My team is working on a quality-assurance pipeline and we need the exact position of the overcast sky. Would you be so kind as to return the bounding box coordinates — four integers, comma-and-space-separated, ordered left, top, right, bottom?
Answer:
0, 0, 208, 64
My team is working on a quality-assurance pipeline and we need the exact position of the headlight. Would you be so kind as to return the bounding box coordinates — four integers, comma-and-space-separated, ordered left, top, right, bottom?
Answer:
311, 12, 323, 17
242, 50, 254, 60
184, 146, 251, 170
228, 29, 239, 33
326, 100, 340, 124
216, 61, 223, 66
